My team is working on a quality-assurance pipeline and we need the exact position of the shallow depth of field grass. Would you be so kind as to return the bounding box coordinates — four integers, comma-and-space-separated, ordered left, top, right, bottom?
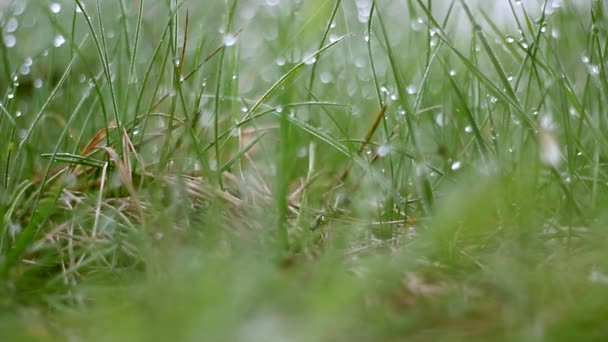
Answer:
1, 0, 608, 340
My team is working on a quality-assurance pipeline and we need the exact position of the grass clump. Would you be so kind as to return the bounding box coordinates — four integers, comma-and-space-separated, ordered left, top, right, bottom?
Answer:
1, 0, 608, 340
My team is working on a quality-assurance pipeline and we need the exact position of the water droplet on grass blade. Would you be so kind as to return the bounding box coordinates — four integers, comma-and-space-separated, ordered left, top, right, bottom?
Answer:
53, 35, 66, 47
6, 18, 18, 32
223, 33, 237, 47
320, 71, 333, 84
539, 129, 561, 167
451, 161, 462, 171
376, 144, 390, 157
3, 35, 16, 48
303, 53, 317, 65
50, 3, 62, 14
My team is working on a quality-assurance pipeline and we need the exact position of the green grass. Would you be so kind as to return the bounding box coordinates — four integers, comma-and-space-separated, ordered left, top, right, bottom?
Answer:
1, 0, 608, 340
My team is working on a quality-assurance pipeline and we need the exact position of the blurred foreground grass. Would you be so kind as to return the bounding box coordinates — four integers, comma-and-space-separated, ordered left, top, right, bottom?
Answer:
1, 0, 608, 340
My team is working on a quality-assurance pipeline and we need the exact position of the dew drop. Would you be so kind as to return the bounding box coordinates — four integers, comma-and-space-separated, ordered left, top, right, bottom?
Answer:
222, 33, 237, 47
588, 64, 600, 75
303, 53, 317, 65
451, 161, 462, 171
376, 144, 390, 157
53, 35, 66, 47
5, 18, 18, 33
539, 130, 561, 167
320, 71, 333, 84
435, 113, 447, 127
50, 3, 62, 14
3, 35, 16, 48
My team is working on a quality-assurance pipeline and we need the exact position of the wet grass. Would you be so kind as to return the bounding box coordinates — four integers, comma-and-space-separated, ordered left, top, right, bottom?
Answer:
1, 0, 608, 340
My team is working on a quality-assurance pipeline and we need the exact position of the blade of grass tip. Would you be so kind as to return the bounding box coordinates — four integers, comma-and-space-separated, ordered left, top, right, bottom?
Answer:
128, 0, 144, 83
367, 3, 383, 108
119, 0, 134, 63
248, 34, 351, 117
123, 0, 145, 133
191, 39, 208, 124
74, 0, 124, 154
221, 131, 267, 172
177, 9, 189, 77
131, 22, 171, 143
92, 161, 110, 238
17, 39, 85, 151
307, 0, 342, 100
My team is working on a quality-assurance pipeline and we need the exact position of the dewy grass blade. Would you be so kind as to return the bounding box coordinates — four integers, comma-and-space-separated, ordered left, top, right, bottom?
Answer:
247, 34, 352, 117
307, 0, 342, 98
17, 38, 86, 151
